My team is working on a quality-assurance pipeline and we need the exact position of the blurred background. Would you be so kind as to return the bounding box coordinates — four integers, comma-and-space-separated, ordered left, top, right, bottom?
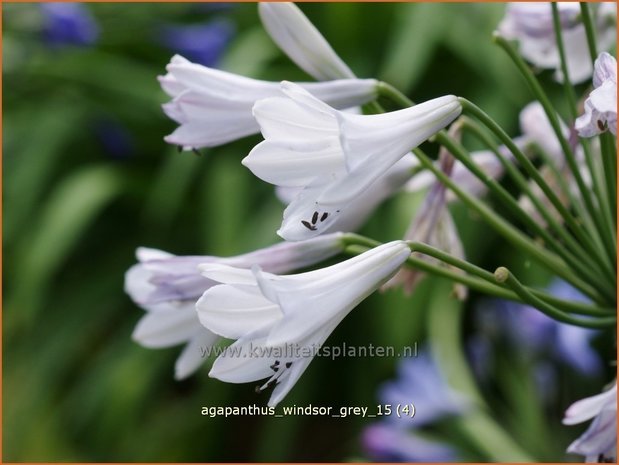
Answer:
3, 2, 615, 462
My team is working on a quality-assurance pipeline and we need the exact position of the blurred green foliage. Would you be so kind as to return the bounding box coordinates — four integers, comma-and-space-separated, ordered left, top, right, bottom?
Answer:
3, 3, 613, 462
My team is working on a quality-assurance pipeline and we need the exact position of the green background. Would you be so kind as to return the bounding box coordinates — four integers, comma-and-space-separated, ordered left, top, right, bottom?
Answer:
3, 2, 613, 461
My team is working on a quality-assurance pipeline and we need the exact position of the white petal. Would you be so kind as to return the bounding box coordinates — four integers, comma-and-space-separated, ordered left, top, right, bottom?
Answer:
243, 137, 344, 187
125, 264, 155, 307
219, 233, 345, 274
132, 304, 200, 348
268, 354, 314, 407
258, 2, 355, 81
174, 329, 220, 380
564, 384, 617, 425
198, 263, 259, 285
196, 284, 281, 339
208, 325, 274, 383
258, 241, 411, 346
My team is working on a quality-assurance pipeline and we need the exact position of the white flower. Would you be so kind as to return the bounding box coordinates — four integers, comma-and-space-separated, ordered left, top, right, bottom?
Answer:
275, 156, 417, 233
563, 381, 617, 462
242, 81, 461, 241
125, 234, 345, 379
159, 55, 378, 150
498, 2, 617, 84
576, 52, 617, 137
258, 2, 355, 81
386, 152, 466, 298
196, 241, 411, 406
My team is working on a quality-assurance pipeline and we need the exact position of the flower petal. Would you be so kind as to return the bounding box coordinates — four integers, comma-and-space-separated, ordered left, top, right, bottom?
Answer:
174, 329, 220, 380
132, 303, 199, 348
196, 284, 281, 339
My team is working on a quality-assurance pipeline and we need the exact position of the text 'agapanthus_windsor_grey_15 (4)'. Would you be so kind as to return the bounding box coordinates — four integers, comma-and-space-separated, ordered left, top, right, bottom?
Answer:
123, 2, 618, 462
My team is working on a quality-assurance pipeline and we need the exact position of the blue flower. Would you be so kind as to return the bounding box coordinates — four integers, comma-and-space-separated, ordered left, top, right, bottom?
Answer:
40, 3, 99, 48
362, 423, 458, 462
159, 19, 234, 67
379, 349, 470, 426
478, 279, 602, 376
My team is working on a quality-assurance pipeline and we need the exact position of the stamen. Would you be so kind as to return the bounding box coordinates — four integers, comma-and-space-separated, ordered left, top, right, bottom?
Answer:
192, 148, 204, 157
597, 120, 607, 131
320, 212, 329, 222
311, 211, 319, 224
301, 220, 317, 231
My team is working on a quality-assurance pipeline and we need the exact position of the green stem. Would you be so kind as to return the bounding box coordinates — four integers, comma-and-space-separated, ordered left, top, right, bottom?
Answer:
461, 119, 616, 289
551, 3, 578, 120
579, 2, 599, 64
495, 267, 616, 328
440, 125, 611, 293
342, 235, 614, 316
413, 147, 602, 302
493, 35, 616, 260
427, 279, 535, 462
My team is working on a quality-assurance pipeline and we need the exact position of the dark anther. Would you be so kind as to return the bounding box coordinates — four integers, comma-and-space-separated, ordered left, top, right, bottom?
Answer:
192, 148, 204, 157
320, 212, 329, 222
311, 211, 319, 224
302, 220, 317, 231
597, 120, 607, 131
285, 362, 292, 368
177, 145, 183, 153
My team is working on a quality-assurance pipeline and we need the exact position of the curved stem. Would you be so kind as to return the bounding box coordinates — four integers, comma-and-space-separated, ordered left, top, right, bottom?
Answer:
494, 267, 616, 329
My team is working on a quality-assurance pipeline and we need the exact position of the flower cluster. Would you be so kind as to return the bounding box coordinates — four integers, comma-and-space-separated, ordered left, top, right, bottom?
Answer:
124, 2, 616, 461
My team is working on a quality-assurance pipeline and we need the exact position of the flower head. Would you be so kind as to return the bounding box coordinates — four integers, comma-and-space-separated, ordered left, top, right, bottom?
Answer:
563, 382, 617, 462
159, 56, 378, 150
576, 52, 617, 137
159, 19, 234, 67
275, 155, 417, 234
379, 349, 470, 426
243, 82, 461, 241
258, 2, 355, 80
497, 2, 617, 84
40, 3, 99, 48
362, 423, 459, 462
197, 241, 411, 406
125, 234, 345, 380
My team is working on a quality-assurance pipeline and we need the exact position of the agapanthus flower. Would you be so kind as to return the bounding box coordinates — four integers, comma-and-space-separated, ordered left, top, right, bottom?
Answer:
243, 82, 461, 241
159, 19, 234, 67
275, 156, 417, 234
362, 423, 459, 462
498, 2, 617, 84
385, 150, 466, 298
563, 381, 617, 462
258, 2, 355, 80
125, 234, 345, 380
196, 241, 411, 406
475, 279, 601, 376
159, 55, 378, 150
576, 52, 617, 137
379, 349, 470, 426
40, 3, 99, 48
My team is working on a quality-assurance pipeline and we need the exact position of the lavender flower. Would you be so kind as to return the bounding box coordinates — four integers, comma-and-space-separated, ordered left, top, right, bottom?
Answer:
160, 19, 234, 67
362, 423, 458, 462
378, 349, 470, 426
40, 3, 99, 48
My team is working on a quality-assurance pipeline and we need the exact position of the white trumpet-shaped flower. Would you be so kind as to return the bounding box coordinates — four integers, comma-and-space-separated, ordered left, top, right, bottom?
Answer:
576, 52, 617, 137
563, 381, 617, 462
243, 81, 461, 241
275, 156, 418, 234
125, 234, 345, 379
498, 2, 616, 84
196, 241, 411, 406
258, 2, 355, 81
159, 55, 378, 150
